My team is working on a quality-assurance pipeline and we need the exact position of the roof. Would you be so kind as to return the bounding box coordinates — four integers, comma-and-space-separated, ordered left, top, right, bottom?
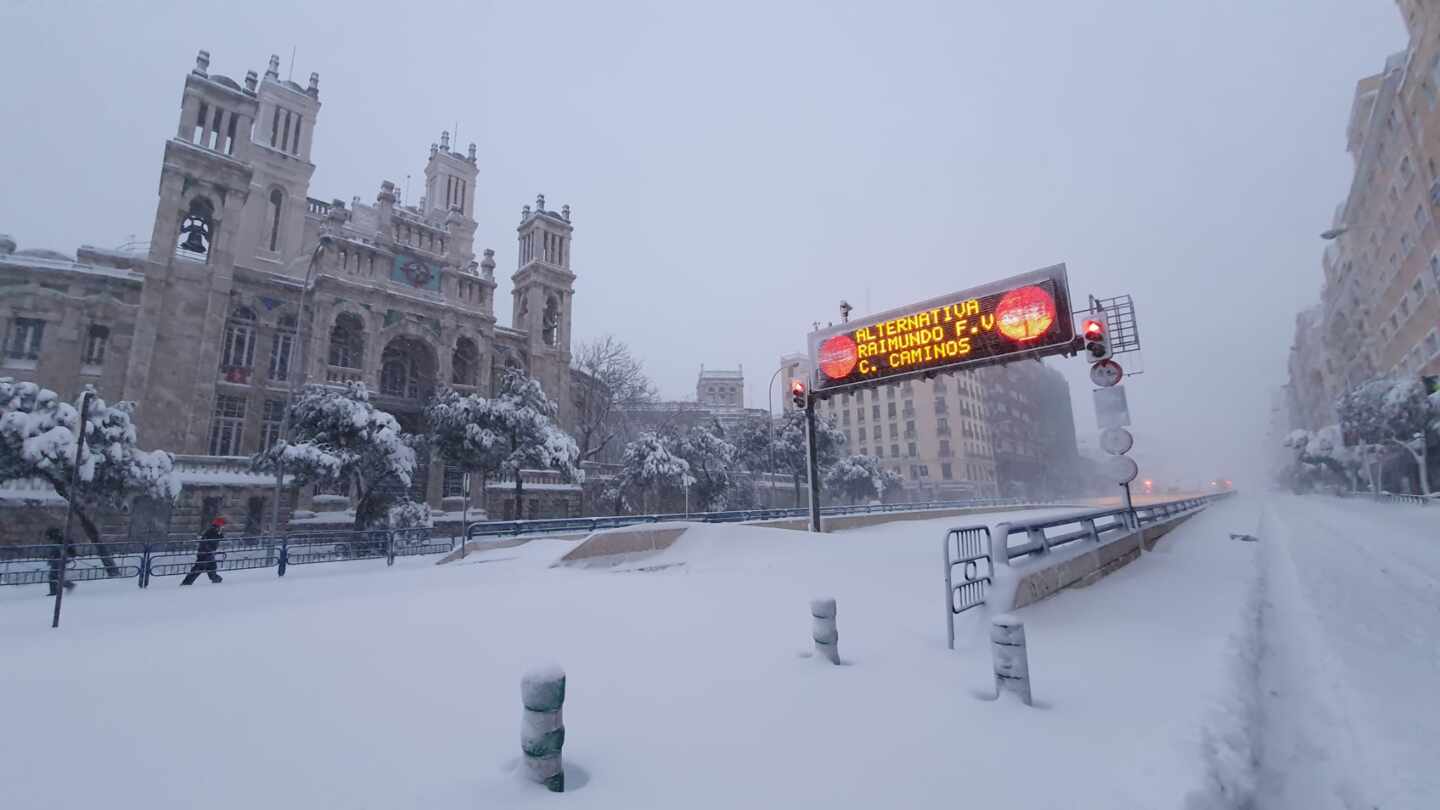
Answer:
0, 251, 144, 283
698, 369, 743, 380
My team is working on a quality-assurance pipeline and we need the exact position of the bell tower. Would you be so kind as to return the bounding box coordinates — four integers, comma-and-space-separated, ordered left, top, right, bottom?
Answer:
423, 131, 479, 271
125, 50, 259, 452
511, 194, 576, 399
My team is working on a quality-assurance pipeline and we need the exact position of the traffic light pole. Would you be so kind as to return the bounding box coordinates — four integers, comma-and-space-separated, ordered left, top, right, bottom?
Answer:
803, 394, 822, 533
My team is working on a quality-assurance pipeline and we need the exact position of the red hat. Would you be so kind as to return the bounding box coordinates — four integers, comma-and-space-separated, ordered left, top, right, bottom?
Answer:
211, 517, 226, 527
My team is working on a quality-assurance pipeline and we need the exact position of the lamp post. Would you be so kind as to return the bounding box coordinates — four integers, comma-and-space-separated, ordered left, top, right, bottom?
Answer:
268, 237, 331, 535
765, 364, 787, 506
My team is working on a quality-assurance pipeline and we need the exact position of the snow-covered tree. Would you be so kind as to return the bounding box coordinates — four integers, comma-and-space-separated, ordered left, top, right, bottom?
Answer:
425, 387, 508, 519
825, 454, 900, 504
773, 410, 847, 506
486, 368, 583, 518
571, 336, 656, 463
1281, 425, 1358, 493
1337, 377, 1437, 494
252, 382, 417, 530
618, 430, 694, 513
675, 422, 738, 511
0, 379, 181, 565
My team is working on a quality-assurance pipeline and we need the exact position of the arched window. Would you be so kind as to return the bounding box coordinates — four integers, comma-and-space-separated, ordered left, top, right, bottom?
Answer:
542, 296, 560, 346
327, 313, 365, 369
452, 336, 479, 386
178, 197, 214, 256
220, 306, 258, 383
268, 189, 284, 252
380, 337, 436, 399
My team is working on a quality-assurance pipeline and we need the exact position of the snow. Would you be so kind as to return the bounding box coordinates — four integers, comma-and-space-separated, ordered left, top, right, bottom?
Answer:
0, 496, 1303, 808
1249, 496, 1440, 809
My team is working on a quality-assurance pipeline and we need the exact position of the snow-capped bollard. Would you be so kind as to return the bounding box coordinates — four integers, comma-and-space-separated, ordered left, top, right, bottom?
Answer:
990, 614, 1032, 706
811, 597, 839, 664
521, 665, 567, 792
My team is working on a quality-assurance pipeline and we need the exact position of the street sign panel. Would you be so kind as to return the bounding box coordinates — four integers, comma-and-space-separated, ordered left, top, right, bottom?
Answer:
1099, 426, 1133, 455
806, 264, 1077, 395
1089, 359, 1123, 387
1093, 385, 1131, 430
1104, 455, 1139, 485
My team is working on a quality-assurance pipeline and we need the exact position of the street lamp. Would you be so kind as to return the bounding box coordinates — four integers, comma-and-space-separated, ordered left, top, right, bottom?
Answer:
1320, 223, 1381, 240
268, 236, 332, 535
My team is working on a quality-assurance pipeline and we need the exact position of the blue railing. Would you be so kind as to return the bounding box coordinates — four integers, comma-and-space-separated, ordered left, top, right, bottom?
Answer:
464, 496, 1060, 543
0, 527, 455, 590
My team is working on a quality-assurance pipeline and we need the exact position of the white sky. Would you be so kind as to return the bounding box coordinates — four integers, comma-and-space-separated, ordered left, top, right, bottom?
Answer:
0, 0, 1405, 489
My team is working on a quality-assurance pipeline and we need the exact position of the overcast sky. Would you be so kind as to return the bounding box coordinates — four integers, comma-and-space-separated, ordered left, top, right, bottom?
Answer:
0, 0, 1404, 488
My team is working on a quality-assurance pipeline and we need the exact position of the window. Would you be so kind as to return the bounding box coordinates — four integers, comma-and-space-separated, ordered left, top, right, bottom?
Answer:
856, 406, 866, 423
904, 420, 915, 437
941, 462, 953, 480
841, 410, 850, 426
936, 417, 950, 435
939, 439, 952, 457
268, 315, 295, 381
872, 404, 880, 420
901, 380, 913, 398
919, 465, 929, 478
260, 399, 285, 451
872, 425, 881, 440
221, 307, 258, 382
888, 423, 898, 439
209, 394, 247, 455
887, 402, 897, 418
443, 466, 466, 498
890, 443, 899, 458
886, 385, 895, 399
5, 317, 44, 361
82, 325, 109, 365
876, 446, 884, 458
328, 313, 365, 369
909, 465, 919, 480
268, 190, 284, 252
452, 337, 479, 386
907, 442, 917, 457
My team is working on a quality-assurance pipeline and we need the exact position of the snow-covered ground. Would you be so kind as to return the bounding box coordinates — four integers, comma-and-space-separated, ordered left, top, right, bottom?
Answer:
1, 498, 1279, 808
1252, 496, 1440, 809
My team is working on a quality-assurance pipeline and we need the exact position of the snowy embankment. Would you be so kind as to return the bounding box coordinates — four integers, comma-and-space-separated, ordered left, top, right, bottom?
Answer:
1251, 497, 1440, 809
1, 500, 1259, 809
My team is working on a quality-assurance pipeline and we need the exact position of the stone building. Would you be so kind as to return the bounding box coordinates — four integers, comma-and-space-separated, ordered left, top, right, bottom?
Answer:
0, 50, 587, 537
975, 360, 1083, 499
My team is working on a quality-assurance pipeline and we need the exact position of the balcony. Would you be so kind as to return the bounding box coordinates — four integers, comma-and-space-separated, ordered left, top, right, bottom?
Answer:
326, 365, 364, 385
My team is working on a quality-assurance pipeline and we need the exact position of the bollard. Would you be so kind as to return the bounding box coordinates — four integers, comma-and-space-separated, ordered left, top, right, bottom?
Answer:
811, 597, 839, 664
990, 614, 1032, 706
520, 666, 567, 792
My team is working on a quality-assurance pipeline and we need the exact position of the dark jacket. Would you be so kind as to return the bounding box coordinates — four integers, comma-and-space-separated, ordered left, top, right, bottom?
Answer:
198, 526, 223, 557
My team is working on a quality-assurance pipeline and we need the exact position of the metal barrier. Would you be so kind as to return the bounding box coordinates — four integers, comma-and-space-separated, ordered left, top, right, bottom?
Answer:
1, 528, 456, 589
1339, 490, 1432, 506
942, 526, 992, 649
465, 496, 1059, 543
941, 492, 1235, 646
0, 541, 147, 589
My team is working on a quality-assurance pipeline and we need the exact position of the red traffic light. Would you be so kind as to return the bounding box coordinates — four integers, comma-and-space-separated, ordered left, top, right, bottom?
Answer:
1082, 319, 1105, 340
790, 379, 808, 409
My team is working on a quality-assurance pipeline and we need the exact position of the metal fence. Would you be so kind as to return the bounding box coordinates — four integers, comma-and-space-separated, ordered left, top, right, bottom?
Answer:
0, 528, 456, 590
941, 492, 1236, 648
465, 496, 1061, 543
1338, 490, 1433, 506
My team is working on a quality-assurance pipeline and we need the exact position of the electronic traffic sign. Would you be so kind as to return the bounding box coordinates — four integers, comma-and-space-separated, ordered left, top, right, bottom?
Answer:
806, 264, 1077, 395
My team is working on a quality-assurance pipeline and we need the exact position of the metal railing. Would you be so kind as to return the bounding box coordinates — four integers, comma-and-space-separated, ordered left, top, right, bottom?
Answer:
1338, 490, 1432, 506
465, 496, 1065, 543
0, 528, 456, 590
941, 492, 1235, 648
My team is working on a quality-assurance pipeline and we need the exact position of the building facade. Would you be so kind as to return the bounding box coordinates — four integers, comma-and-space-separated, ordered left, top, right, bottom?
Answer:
0, 50, 586, 534
1288, 4, 1440, 424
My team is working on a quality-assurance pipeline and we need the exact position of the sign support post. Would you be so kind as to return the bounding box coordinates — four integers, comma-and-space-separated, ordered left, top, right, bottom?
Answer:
804, 393, 822, 533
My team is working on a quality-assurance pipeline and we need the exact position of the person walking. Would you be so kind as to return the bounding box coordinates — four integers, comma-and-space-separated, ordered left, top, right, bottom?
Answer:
181, 517, 225, 585
45, 527, 78, 597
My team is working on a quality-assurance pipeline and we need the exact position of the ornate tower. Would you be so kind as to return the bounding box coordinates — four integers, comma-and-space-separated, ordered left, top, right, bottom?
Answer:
511, 194, 576, 393
423, 131, 479, 272
125, 50, 261, 451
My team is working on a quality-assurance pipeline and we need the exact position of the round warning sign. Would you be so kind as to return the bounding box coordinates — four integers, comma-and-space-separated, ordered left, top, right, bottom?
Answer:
1099, 427, 1134, 455
1089, 359, 1123, 388
1104, 455, 1139, 485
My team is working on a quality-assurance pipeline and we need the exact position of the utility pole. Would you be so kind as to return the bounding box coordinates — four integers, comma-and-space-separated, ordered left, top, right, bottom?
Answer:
804, 393, 822, 533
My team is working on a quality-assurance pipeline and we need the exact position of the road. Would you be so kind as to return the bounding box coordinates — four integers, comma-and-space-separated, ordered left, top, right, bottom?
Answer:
1256, 496, 1440, 809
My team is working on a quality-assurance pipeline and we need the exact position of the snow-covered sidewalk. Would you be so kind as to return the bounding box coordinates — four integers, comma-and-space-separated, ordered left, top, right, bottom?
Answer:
1254, 496, 1440, 809
1, 500, 1260, 809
